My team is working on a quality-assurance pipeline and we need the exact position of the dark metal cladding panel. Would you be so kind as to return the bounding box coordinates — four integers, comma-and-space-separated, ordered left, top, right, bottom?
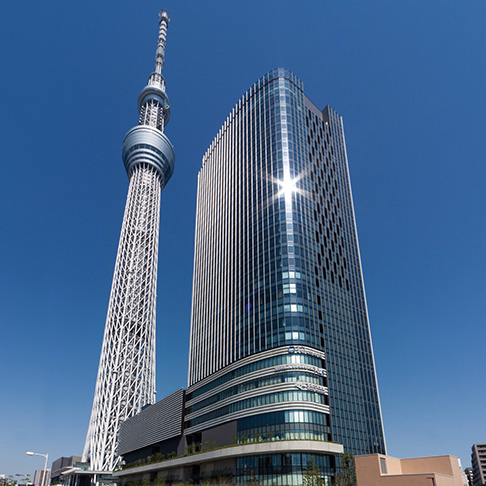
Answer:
117, 388, 184, 455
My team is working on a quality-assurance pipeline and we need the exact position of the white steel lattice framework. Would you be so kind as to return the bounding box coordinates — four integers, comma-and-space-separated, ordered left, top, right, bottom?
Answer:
82, 10, 175, 472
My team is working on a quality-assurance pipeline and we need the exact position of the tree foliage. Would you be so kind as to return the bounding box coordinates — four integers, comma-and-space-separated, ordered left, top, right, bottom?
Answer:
335, 451, 356, 486
303, 457, 325, 486
1, 475, 30, 486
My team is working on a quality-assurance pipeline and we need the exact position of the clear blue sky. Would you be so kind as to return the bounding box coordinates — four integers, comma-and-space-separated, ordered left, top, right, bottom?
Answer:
1, 0, 484, 477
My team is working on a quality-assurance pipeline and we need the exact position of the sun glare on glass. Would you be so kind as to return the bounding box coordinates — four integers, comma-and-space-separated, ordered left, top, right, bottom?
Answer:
278, 177, 297, 197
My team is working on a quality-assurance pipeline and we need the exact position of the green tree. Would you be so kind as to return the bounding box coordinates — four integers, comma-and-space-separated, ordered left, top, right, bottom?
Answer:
303, 457, 324, 486
335, 451, 356, 486
4, 476, 17, 486
248, 469, 260, 486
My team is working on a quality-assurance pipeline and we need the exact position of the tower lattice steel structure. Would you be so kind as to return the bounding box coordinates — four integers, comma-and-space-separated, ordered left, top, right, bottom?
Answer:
82, 10, 175, 472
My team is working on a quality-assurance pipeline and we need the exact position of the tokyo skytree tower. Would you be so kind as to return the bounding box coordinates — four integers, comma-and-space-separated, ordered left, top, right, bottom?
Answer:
83, 10, 175, 471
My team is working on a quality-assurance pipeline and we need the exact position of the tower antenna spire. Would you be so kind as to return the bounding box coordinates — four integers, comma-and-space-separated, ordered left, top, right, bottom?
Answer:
136, 9, 172, 133
155, 9, 170, 75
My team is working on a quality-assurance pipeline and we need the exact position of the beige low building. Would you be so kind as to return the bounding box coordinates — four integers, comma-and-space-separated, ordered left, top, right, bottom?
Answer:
355, 453, 466, 486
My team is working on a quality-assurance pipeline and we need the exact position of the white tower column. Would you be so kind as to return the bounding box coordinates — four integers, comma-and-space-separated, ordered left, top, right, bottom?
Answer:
83, 10, 175, 472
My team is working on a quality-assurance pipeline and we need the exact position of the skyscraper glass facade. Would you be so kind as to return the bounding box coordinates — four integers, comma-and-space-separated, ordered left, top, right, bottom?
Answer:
187, 68, 385, 483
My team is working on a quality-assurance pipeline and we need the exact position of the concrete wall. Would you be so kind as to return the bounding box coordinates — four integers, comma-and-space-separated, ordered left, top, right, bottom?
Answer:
201, 421, 237, 448
401, 456, 456, 476
355, 454, 465, 486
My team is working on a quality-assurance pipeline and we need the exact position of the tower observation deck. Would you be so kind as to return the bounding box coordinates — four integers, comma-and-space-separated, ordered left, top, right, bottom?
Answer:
82, 10, 175, 472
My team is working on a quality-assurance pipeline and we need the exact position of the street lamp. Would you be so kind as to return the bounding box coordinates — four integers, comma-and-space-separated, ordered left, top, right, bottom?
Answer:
25, 452, 48, 486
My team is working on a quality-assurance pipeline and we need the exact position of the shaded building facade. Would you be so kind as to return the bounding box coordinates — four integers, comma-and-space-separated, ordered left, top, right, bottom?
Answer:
51, 456, 82, 484
471, 443, 486, 485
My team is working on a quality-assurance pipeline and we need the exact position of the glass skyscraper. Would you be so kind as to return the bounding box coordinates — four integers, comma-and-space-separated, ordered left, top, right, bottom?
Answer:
115, 68, 385, 485
186, 68, 385, 481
